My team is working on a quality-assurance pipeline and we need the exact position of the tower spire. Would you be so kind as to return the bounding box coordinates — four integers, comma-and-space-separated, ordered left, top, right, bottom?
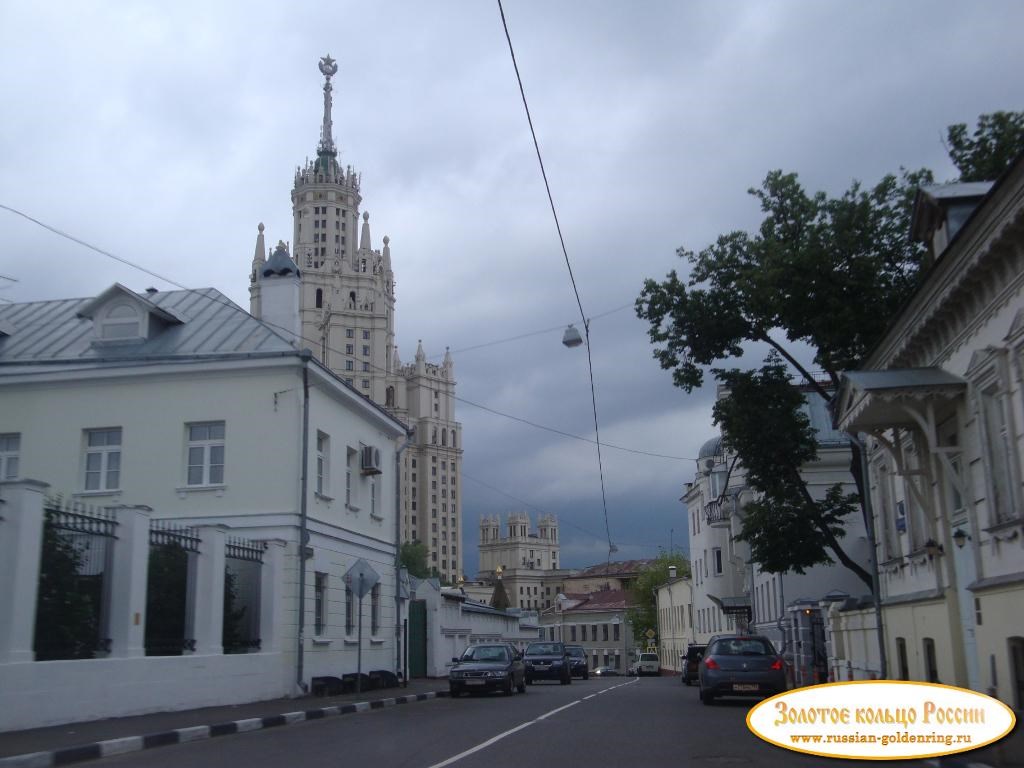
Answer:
317, 55, 338, 156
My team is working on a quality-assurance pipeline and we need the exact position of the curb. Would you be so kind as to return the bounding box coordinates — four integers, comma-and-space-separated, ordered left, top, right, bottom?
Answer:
0, 690, 450, 768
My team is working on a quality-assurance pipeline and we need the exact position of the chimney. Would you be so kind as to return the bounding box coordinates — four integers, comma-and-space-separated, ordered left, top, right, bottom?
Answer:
668, 566, 677, 580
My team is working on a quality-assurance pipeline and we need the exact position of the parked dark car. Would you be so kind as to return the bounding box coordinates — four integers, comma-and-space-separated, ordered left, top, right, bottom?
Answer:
698, 635, 786, 705
592, 666, 619, 677
449, 643, 526, 697
564, 644, 589, 679
523, 641, 571, 685
681, 644, 706, 686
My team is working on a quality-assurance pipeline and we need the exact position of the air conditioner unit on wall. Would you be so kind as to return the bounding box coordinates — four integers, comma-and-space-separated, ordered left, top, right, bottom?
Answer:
361, 445, 382, 475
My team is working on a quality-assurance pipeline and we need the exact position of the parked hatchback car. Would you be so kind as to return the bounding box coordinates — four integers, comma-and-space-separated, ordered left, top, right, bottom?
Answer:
564, 644, 589, 679
698, 635, 786, 705
449, 643, 526, 697
523, 641, 571, 685
681, 644, 706, 686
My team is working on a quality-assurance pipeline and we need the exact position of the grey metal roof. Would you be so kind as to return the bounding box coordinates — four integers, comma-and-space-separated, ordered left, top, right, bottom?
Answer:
0, 287, 297, 367
698, 435, 723, 460
840, 368, 966, 391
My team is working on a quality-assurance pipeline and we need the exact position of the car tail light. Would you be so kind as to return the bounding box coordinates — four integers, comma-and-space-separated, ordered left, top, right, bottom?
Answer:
770, 658, 784, 671
703, 657, 719, 670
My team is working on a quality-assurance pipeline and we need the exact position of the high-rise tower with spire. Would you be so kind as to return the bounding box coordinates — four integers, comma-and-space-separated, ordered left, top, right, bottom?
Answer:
248, 55, 463, 583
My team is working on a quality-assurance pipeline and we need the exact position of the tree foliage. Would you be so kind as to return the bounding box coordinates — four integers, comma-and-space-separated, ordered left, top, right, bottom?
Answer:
400, 541, 431, 579
947, 111, 1024, 183
34, 514, 100, 660
713, 359, 868, 586
626, 553, 690, 643
636, 112, 1023, 589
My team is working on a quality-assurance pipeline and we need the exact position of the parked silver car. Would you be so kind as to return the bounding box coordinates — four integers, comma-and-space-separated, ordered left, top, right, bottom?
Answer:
698, 635, 786, 705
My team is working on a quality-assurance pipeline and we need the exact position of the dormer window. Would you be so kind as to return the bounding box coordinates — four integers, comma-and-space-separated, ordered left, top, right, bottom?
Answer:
99, 302, 142, 340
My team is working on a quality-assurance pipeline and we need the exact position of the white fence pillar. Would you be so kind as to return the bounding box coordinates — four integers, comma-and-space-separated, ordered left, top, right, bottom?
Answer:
0, 479, 49, 663
107, 505, 152, 658
259, 539, 286, 653
193, 525, 227, 655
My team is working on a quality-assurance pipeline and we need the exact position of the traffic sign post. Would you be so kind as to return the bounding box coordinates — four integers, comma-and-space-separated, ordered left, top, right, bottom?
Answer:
344, 559, 380, 694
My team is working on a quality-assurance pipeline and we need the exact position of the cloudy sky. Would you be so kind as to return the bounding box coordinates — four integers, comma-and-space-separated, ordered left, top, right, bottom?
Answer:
2, 1, 1021, 577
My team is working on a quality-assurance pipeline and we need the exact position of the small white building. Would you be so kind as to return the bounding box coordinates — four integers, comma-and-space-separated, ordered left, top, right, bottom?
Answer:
0, 274, 408, 730
656, 570, 695, 674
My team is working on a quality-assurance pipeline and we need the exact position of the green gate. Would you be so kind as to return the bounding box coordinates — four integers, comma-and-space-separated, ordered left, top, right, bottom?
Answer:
408, 599, 427, 678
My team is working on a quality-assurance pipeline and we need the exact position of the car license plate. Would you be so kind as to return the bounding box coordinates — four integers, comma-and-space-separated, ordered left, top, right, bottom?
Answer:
466, 679, 484, 686
733, 683, 759, 692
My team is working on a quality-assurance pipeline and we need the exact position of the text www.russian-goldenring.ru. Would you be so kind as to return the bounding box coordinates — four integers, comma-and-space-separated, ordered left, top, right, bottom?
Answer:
789, 731, 973, 747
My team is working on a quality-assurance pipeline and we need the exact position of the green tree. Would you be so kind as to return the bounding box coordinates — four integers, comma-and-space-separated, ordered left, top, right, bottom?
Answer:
34, 513, 100, 660
400, 541, 431, 579
626, 553, 690, 643
947, 111, 1024, 182
636, 113, 1024, 588
713, 358, 868, 586
145, 543, 189, 655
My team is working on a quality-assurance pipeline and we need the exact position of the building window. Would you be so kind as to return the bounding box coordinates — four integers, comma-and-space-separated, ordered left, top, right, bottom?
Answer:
362, 330, 370, 340
362, 379, 370, 389
186, 422, 225, 486
896, 637, 909, 680
362, 362, 370, 372
362, 345, 370, 356
316, 431, 329, 495
371, 583, 381, 634
315, 289, 323, 308
84, 428, 122, 491
591, 625, 597, 641
345, 585, 355, 634
346, 329, 354, 338
99, 302, 140, 339
346, 448, 355, 506
0, 433, 20, 480
923, 638, 939, 683
345, 360, 354, 371
613, 623, 620, 641
980, 385, 1017, 524
314, 572, 327, 635
346, 344, 354, 355
602, 624, 609, 641
712, 548, 723, 575
569, 625, 576, 642
370, 479, 376, 517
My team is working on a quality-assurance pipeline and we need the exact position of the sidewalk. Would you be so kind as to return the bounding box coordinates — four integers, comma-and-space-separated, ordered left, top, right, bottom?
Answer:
0, 679, 449, 767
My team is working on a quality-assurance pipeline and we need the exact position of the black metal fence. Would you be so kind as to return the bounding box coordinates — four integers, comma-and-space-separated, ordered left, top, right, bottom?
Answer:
145, 520, 200, 656
34, 498, 117, 661
224, 537, 265, 653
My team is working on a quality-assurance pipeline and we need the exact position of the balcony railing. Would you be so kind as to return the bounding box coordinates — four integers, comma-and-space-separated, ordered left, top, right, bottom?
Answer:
704, 497, 731, 528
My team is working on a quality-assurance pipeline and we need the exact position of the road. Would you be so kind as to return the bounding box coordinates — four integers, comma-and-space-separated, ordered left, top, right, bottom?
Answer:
88, 676, 927, 768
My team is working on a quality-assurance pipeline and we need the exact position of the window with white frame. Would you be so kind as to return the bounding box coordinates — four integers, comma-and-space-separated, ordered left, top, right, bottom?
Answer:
712, 547, 723, 575
316, 431, 330, 496
99, 302, 141, 340
314, 572, 327, 635
186, 422, 225, 486
0, 433, 20, 480
371, 583, 381, 634
84, 428, 122, 491
979, 384, 1017, 524
345, 585, 355, 634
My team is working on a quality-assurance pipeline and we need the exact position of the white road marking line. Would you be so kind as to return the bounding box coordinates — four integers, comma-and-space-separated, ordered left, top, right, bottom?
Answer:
427, 679, 636, 768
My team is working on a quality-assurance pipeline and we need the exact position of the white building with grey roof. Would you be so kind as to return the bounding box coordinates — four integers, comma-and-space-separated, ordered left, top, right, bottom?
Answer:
0, 277, 409, 728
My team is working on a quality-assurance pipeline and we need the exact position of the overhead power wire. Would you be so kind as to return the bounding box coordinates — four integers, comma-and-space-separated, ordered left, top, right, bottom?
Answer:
497, 1, 616, 563
0, 204, 692, 464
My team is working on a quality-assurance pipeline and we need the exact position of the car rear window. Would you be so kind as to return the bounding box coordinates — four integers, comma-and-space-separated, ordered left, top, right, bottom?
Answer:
709, 638, 774, 656
526, 643, 561, 655
640, 653, 658, 661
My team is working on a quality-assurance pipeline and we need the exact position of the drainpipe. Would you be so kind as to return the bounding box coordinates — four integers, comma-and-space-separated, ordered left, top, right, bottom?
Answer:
394, 427, 415, 682
296, 349, 312, 693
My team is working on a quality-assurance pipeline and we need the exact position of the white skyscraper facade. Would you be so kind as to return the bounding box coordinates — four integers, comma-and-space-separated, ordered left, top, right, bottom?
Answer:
249, 55, 463, 582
